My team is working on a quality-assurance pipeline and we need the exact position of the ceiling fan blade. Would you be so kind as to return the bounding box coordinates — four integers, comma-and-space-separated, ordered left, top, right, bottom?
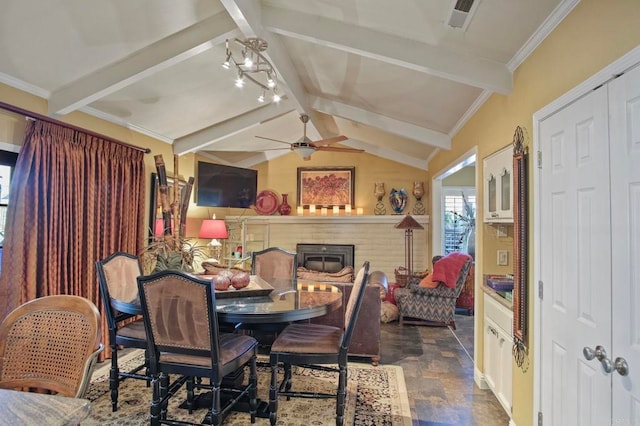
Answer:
256, 147, 292, 152
310, 135, 348, 147
315, 146, 364, 153
255, 135, 292, 146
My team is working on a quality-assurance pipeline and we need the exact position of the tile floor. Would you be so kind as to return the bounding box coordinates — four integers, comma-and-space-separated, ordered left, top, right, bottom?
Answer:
378, 314, 511, 426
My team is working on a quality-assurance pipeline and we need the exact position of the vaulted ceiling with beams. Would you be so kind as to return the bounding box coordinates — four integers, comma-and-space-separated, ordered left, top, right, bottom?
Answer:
0, 0, 575, 170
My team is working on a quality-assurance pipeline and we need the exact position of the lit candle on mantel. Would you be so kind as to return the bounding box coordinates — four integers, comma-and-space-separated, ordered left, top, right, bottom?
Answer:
332, 206, 339, 215
296, 206, 304, 215
356, 207, 364, 215
321, 207, 328, 216
345, 205, 352, 215
309, 204, 316, 215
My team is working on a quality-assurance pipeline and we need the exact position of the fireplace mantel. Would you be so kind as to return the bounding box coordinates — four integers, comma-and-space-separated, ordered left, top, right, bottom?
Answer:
226, 215, 429, 225
225, 215, 430, 281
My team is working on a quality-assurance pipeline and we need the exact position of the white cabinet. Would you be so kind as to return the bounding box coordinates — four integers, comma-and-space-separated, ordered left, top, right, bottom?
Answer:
483, 146, 513, 223
223, 217, 270, 268
483, 293, 512, 417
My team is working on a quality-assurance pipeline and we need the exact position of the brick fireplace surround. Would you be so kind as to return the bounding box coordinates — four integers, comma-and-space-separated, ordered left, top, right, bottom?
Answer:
226, 215, 429, 281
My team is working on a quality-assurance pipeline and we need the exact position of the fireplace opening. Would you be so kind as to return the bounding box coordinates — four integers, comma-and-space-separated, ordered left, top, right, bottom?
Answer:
296, 244, 354, 273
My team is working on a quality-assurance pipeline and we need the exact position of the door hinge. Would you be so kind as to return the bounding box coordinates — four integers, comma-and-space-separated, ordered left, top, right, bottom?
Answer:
538, 280, 543, 299
537, 150, 542, 168
538, 411, 543, 426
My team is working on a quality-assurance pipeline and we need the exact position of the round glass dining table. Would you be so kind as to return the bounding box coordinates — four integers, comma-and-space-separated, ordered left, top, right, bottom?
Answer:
112, 276, 343, 325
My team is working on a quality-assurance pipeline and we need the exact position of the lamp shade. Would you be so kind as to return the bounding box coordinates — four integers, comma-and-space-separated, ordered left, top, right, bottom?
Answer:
198, 219, 228, 239
294, 146, 315, 158
395, 214, 423, 277
394, 214, 424, 230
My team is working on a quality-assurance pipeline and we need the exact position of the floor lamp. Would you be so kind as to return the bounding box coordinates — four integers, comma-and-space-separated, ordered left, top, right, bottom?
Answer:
395, 214, 424, 277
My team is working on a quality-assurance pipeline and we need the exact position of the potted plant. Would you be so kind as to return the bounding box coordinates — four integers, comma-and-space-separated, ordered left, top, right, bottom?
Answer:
140, 154, 203, 274
140, 233, 206, 274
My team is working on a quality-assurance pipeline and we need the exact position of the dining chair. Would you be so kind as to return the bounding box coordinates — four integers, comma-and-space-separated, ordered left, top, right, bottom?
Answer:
268, 261, 371, 426
0, 295, 103, 398
251, 246, 298, 293
137, 270, 259, 426
96, 251, 150, 412
244, 247, 298, 347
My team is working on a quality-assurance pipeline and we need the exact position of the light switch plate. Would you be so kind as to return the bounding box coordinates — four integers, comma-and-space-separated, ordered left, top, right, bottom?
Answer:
497, 250, 508, 266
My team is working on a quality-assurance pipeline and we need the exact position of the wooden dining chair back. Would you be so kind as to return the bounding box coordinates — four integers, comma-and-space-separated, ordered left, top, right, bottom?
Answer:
245, 247, 298, 348
268, 261, 370, 426
251, 247, 297, 292
137, 270, 259, 426
96, 251, 150, 411
0, 295, 103, 398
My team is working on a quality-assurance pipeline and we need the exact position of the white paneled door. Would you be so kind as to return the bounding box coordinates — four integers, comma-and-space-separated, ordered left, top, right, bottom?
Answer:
539, 64, 640, 425
610, 64, 640, 426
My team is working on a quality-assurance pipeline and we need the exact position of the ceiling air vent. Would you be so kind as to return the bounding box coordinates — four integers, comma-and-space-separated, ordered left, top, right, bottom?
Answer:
446, 0, 478, 31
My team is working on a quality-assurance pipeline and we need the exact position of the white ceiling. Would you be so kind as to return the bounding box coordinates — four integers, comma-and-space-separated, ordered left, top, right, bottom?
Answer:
0, 0, 576, 170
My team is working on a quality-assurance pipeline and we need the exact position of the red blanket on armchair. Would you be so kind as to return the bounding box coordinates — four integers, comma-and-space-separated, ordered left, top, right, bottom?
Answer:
431, 252, 472, 288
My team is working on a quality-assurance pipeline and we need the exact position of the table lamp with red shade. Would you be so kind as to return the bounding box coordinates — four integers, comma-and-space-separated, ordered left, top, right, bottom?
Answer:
198, 217, 228, 262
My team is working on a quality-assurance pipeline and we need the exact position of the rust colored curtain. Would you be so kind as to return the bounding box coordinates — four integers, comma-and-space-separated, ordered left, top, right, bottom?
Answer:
0, 120, 145, 359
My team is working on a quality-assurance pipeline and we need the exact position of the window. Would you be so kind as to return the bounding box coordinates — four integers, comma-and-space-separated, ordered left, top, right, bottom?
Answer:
443, 187, 476, 255
0, 150, 18, 247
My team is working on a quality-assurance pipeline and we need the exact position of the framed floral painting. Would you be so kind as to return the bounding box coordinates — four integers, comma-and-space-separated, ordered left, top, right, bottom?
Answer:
297, 167, 355, 208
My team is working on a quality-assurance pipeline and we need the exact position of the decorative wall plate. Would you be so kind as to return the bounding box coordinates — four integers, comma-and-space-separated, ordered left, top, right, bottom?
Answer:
254, 190, 279, 215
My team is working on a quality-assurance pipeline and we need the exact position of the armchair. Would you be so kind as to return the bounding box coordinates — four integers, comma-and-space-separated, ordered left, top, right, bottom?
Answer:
0, 295, 103, 398
395, 253, 473, 329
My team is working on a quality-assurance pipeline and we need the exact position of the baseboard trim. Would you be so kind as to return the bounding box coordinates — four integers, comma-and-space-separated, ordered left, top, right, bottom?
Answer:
474, 365, 488, 389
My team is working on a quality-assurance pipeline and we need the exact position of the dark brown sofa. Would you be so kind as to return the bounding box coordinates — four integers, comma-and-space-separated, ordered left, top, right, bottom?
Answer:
307, 270, 388, 365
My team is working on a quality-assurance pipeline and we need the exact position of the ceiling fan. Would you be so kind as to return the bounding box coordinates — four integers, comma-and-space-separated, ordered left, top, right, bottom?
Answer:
255, 114, 364, 160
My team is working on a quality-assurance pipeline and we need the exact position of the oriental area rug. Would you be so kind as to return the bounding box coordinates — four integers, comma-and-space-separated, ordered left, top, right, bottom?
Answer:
82, 350, 412, 425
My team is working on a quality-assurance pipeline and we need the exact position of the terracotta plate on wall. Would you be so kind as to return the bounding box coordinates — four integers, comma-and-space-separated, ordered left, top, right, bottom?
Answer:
254, 190, 279, 215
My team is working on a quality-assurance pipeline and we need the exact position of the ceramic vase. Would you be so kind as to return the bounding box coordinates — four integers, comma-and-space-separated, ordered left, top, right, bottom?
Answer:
278, 193, 292, 216
389, 188, 408, 214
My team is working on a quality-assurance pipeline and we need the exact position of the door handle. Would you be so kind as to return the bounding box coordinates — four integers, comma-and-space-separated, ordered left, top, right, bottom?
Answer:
614, 357, 629, 376
583, 345, 614, 373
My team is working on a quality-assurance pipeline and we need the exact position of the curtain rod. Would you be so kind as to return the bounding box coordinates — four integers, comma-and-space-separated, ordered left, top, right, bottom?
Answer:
0, 101, 151, 154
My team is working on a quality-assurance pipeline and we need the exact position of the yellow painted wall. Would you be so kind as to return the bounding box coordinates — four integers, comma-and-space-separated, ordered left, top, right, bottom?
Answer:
194, 150, 430, 257
442, 165, 474, 187
427, 0, 640, 424
192, 152, 428, 216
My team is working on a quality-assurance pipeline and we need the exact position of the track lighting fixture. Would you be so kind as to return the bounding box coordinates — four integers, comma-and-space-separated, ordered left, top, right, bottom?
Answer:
222, 38, 280, 103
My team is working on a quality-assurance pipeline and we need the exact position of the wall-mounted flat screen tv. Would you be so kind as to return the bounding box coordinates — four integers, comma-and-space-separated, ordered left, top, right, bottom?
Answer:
196, 162, 257, 208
